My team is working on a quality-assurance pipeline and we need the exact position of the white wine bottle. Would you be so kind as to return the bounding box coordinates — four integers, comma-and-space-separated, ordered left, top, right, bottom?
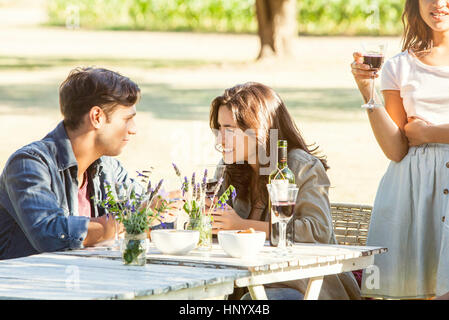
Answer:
268, 140, 295, 247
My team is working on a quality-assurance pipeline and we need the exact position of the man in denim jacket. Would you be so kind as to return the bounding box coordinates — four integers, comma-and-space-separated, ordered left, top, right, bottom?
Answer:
0, 67, 155, 260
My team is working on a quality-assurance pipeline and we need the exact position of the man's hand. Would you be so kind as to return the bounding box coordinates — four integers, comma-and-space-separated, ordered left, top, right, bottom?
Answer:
404, 117, 433, 147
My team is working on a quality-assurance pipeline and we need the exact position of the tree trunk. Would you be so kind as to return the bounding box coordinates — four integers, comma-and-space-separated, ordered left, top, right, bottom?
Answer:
255, 0, 298, 60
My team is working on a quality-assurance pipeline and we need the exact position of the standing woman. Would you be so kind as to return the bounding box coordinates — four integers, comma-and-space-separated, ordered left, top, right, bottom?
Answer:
209, 82, 361, 299
351, 0, 449, 299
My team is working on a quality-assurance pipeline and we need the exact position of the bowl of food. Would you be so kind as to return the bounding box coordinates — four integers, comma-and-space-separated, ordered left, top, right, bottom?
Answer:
150, 229, 199, 255
218, 228, 266, 258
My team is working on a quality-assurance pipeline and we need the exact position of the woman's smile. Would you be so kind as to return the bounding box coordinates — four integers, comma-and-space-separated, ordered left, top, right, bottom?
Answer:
431, 9, 449, 21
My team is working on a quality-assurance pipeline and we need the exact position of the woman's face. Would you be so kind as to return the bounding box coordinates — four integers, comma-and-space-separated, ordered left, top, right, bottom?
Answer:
216, 105, 257, 165
419, 0, 449, 33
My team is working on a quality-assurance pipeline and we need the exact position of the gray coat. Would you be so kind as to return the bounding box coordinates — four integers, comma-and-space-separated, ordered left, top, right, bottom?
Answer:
222, 149, 361, 300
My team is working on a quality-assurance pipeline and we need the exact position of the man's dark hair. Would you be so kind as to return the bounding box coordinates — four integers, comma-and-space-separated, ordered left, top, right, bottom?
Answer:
59, 67, 141, 130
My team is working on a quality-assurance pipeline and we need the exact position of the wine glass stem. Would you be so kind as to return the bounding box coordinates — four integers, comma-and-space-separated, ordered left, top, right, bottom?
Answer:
369, 74, 376, 105
278, 221, 287, 250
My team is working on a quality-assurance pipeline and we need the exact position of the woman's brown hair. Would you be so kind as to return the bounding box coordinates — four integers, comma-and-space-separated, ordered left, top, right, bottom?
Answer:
209, 82, 328, 220
401, 0, 433, 53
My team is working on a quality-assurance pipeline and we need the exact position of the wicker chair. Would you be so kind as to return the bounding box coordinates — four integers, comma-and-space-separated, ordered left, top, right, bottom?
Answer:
330, 203, 373, 246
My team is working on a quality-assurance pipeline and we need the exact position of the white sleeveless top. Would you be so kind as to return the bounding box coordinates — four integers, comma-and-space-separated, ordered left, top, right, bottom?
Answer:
381, 50, 449, 125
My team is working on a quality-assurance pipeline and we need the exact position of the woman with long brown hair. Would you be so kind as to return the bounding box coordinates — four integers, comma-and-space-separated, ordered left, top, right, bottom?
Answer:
351, 0, 449, 299
209, 82, 360, 299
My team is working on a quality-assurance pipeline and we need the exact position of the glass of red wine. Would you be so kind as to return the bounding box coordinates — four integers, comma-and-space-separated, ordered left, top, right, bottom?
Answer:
361, 42, 386, 109
195, 164, 226, 211
267, 181, 299, 256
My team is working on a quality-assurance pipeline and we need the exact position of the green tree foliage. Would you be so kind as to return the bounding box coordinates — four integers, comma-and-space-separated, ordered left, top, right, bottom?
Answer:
47, 0, 405, 36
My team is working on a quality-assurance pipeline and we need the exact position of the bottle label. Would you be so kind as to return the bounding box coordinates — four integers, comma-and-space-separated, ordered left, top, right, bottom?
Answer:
269, 180, 289, 202
278, 147, 287, 163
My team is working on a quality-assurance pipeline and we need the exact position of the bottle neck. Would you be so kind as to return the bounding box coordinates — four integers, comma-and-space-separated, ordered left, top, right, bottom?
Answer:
278, 162, 287, 169
277, 147, 288, 169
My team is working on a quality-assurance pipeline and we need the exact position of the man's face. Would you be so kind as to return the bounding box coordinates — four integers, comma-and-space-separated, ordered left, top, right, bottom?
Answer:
96, 104, 137, 156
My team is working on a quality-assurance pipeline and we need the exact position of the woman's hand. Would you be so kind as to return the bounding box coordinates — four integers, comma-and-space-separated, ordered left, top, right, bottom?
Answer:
351, 52, 379, 81
211, 205, 244, 234
351, 52, 380, 101
404, 117, 433, 146
148, 198, 184, 227
205, 197, 218, 210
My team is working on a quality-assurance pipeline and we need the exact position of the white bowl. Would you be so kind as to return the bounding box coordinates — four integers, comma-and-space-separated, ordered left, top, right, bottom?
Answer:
151, 229, 199, 255
218, 230, 266, 258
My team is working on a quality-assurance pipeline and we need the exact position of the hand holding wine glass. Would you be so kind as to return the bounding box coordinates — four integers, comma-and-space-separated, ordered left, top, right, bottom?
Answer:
351, 42, 386, 109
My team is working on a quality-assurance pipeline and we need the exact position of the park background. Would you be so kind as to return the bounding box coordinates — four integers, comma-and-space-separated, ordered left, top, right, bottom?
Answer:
0, 0, 406, 204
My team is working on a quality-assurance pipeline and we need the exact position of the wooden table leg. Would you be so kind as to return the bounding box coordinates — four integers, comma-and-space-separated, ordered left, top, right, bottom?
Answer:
304, 276, 324, 300
248, 285, 268, 300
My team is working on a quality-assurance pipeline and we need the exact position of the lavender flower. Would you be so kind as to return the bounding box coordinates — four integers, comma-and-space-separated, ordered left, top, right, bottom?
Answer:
183, 176, 189, 194
136, 171, 149, 178
213, 177, 224, 196
191, 172, 196, 189
172, 163, 181, 177
196, 183, 201, 200
150, 179, 164, 201
145, 180, 152, 195
231, 188, 237, 200
95, 167, 166, 236
192, 182, 197, 199
201, 169, 207, 191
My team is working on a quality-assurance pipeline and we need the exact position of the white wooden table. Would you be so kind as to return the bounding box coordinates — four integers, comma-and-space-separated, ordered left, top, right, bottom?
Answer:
0, 253, 249, 300
56, 241, 387, 300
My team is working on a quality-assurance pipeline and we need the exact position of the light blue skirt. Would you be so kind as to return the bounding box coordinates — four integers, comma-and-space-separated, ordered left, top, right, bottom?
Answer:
361, 144, 449, 299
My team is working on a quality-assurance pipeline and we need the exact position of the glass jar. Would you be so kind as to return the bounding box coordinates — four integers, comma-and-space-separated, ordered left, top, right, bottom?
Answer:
121, 233, 148, 266
187, 215, 212, 251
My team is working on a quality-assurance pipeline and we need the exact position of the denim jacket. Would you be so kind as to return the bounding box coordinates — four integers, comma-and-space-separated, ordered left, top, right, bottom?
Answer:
0, 122, 143, 260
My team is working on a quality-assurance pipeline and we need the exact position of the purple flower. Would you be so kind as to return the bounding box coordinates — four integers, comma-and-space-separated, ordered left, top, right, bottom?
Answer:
192, 183, 197, 197
172, 163, 181, 177
218, 200, 227, 210
196, 183, 201, 199
153, 179, 164, 196
231, 189, 237, 200
183, 176, 189, 193
213, 177, 224, 196
202, 170, 207, 190
146, 180, 152, 195
191, 172, 196, 188
136, 171, 148, 178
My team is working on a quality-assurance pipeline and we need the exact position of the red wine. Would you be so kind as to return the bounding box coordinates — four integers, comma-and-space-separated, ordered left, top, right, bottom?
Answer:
268, 140, 296, 247
363, 54, 384, 70
272, 201, 296, 220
